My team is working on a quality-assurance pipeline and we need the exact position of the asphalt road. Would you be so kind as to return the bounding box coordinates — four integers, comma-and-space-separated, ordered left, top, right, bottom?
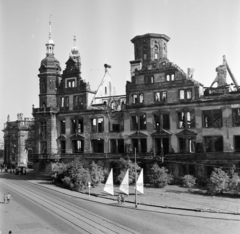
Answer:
1, 177, 240, 234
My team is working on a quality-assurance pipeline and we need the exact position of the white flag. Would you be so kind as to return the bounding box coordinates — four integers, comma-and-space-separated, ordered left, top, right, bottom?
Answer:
104, 168, 114, 195
136, 169, 144, 194
119, 169, 129, 195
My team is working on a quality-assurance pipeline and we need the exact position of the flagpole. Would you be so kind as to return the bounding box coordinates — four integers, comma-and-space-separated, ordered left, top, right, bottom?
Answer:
135, 147, 137, 208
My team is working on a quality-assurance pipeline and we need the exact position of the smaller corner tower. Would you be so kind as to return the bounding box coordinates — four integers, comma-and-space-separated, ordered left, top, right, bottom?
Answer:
131, 33, 170, 69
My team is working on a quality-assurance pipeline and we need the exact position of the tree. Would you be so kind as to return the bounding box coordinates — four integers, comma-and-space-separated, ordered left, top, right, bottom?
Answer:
89, 161, 105, 187
148, 163, 173, 188
227, 165, 240, 194
208, 168, 229, 195
117, 158, 141, 184
182, 174, 196, 192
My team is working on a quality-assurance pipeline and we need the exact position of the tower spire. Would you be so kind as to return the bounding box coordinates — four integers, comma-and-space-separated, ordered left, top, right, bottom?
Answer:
45, 15, 55, 55
49, 15, 52, 40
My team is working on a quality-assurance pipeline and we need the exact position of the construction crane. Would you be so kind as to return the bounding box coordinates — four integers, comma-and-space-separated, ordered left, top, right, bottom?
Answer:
223, 55, 240, 91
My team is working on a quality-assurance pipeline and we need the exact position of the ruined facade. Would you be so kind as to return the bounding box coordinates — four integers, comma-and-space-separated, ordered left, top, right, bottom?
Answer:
23, 26, 240, 178
2, 114, 35, 167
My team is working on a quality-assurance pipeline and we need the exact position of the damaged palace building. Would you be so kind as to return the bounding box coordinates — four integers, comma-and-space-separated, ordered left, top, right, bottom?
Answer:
3, 26, 240, 181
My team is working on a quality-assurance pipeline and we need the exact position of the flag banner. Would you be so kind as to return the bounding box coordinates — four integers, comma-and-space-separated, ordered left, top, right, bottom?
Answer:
136, 168, 144, 194
119, 169, 129, 195
103, 168, 114, 195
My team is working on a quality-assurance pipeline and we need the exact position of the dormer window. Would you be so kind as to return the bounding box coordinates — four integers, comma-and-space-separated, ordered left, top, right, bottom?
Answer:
67, 79, 75, 88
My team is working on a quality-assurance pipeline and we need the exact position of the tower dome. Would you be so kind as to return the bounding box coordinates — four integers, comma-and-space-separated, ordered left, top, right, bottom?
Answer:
39, 17, 61, 73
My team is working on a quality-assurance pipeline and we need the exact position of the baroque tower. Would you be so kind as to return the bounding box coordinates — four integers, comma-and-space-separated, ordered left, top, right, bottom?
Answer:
32, 18, 61, 160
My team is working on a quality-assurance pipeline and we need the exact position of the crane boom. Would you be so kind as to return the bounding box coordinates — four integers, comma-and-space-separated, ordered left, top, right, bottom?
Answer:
223, 55, 240, 91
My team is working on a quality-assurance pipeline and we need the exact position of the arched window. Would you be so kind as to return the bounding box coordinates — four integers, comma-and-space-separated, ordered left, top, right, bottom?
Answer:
166, 75, 170, 81
171, 74, 175, 81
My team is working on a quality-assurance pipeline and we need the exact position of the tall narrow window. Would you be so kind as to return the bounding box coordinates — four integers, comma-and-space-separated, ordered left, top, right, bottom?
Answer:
133, 94, 138, 104
140, 114, 147, 130
232, 108, 240, 126
131, 116, 138, 130
179, 90, 185, 100
60, 141, 66, 153
139, 94, 144, 104
60, 120, 66, 134
98, 118, 104, 132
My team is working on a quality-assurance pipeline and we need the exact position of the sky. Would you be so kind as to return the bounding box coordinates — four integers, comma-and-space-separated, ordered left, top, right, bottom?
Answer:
0, 0, 240, 140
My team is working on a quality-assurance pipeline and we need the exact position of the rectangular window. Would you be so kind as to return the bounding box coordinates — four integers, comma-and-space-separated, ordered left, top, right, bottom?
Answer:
154, 114, 170, 130
77, 119, 84, 133
60, 120, 66, 134
71, 119, 76, 134
60, 141, 66, 153
155, 91, 167, 102
232, 108, 240, 126
92, 139, 104, 153
162, 113, 170, 129
98, 118, 104, 132
91, 119, 97, 133
72, 140, 84, 153
203, 110, 222, 128
131, 116, 138, 130
91, 117, 104, 133
179, 137, 196, 153
133, 94, 138, 104
204, 136, 223, 152
67, 79, 75, 88
178, 112, 185, 128
139, 114, 147, 130
179, 90, 185, 100
162, 91, 167, 101
139, 94, 144, 103
155, 92, 160, 102
60, 97, 69, 108
234, 136, 240, 152
186, 90, 192, 99
179, 89, 192, 100
140, 139, 147, 153
154, 115, 160, 130
110, 139, 124, 153
178, 111, 195, 129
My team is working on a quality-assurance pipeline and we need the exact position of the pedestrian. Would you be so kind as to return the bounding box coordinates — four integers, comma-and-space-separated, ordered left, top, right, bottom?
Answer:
6, 193, 12, 204
117, 194, 122, 205
4, 194, 7, 204
121, 194, 125, 205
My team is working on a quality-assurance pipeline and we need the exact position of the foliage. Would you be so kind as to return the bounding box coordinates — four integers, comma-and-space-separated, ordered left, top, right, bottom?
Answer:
227, 166, 240, 194
89, 161, 105, 187
148, 163, 173, 188
62, 176, 74, 190
182, 174, 196, 192
207, 168, 229, 194
117, 158, 141, 184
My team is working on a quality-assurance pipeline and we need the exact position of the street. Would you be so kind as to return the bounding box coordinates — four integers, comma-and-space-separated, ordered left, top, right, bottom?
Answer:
0, 175, 240, 234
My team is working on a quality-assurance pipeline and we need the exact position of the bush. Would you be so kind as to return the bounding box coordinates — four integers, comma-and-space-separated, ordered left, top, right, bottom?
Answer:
207, 168, 229, 195
62, 176, 74, 190
117, 158, 141, 184
89, 161, 105, 187
182, 174, 196, 192
227, 166, 240, 194
148, 163, 173, 188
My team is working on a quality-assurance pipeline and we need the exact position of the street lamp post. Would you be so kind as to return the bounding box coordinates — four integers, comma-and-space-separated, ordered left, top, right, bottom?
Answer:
135, 147, 137, 208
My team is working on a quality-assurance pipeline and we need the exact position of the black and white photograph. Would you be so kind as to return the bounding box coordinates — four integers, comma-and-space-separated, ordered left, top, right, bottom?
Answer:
0, 0, 240, 233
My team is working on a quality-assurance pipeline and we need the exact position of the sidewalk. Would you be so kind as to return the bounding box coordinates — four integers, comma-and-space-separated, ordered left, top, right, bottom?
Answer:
0, 192, 56, 234
27, 179, 240, 220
